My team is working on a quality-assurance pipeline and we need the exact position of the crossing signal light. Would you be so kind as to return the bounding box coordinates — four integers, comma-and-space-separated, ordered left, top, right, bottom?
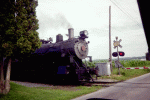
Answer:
112, 52, 118, 57
112, 51, 125, 57
119, 51, 125, 56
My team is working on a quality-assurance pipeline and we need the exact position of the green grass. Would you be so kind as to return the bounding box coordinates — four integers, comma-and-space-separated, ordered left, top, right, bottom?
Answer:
117, 60, 150, 67
99, 68, 150, 81
0, 82, 102, 100
84, 59, 150, 68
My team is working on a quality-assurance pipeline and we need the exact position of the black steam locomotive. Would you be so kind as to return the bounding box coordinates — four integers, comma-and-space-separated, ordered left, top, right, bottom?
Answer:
11, 28, 95, 83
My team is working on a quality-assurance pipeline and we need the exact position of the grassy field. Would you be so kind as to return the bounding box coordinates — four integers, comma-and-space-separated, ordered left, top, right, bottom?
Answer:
0, 82, 102, 100
98, 68, 150, 81
85, 59, 150, 68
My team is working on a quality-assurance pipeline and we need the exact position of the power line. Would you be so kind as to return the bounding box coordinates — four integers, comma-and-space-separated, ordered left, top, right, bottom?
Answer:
110, 0, 141, 28
114, 0, 139, 15
111, 0, 140, 26
113, 0, 140, 25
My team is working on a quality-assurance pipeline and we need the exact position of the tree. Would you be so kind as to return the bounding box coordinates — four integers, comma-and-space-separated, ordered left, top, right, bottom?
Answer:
0, 0, 41, 94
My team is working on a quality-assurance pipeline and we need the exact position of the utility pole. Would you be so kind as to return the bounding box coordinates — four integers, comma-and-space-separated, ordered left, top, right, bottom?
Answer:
109, 6, 112, 72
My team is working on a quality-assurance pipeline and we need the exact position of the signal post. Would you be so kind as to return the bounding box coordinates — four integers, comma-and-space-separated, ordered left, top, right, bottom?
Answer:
113, 36, 125, 75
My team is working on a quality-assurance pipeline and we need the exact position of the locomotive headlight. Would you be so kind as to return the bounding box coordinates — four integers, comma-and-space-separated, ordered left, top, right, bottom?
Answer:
80, 30, 88, 38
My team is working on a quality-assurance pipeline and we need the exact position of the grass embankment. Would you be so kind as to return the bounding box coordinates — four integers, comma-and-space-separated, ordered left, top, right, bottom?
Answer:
0, 82, 102, 100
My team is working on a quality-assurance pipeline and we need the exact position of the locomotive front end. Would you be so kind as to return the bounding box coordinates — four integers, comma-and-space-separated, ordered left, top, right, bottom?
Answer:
68, 28, 89, 59
74, 36, 89, 59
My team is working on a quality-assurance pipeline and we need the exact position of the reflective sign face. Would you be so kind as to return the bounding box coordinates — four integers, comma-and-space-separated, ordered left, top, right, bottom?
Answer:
113, 41, 120, 46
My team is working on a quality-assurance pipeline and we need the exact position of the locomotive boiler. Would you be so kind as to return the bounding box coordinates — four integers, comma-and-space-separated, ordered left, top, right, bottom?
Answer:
11, 28, 94, 83
37, 28, 89, 60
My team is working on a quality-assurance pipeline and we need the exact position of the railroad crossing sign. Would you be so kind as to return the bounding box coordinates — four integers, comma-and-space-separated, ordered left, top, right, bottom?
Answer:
113, 37, 122, 49
113, 36, 124, 75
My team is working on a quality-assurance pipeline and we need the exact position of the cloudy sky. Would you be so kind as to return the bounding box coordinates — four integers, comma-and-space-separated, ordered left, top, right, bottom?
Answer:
36, 0, 148, 60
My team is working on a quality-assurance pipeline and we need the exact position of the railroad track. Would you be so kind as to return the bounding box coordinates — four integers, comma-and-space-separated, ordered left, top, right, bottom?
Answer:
80, 80, 120, 87
11, 79, 120, 87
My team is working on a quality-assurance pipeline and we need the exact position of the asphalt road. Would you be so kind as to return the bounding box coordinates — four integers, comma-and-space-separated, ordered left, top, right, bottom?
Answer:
72, 73, 150, 100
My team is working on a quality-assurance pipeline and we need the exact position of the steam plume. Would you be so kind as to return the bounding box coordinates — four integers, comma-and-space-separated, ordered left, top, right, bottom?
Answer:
39, 13, 72, 31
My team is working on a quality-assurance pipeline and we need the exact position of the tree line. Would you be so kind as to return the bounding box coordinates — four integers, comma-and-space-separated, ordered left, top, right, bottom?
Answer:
0, 0, 41, 94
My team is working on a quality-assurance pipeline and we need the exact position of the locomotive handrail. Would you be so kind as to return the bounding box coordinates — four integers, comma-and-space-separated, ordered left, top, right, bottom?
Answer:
67, 48, 93, 82
67, 50, 94, 82
67, 49, 80, 68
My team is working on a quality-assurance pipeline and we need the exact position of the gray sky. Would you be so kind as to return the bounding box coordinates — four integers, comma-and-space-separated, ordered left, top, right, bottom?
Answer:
36, 0, 148, 60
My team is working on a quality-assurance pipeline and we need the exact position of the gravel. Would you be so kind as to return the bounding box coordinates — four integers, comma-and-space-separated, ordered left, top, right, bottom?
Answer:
11, 81, 53, 87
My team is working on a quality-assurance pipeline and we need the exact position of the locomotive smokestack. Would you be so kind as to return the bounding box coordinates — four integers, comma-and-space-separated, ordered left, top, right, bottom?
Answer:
68, 28, 74, 39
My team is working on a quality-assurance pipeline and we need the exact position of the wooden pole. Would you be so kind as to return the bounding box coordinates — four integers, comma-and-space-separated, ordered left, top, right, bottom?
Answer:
109, 6, 112, 72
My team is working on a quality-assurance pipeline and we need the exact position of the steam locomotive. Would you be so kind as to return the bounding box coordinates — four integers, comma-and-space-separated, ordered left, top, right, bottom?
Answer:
11, 28, 96, 83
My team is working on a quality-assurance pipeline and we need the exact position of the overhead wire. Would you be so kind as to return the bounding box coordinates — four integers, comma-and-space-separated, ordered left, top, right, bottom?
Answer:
110, 0, 142, 28
113, 0, 141, 26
